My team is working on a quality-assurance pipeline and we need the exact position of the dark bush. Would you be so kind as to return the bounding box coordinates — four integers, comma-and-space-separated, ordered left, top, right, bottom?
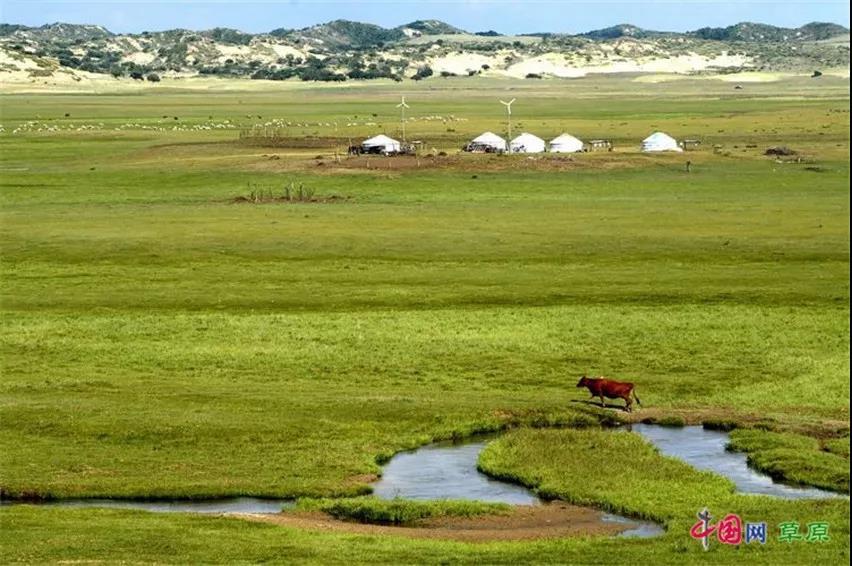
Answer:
411, 65, 433, 81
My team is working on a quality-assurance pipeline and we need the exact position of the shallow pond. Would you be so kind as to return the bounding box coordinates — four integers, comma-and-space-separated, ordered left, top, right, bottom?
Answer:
372, 437, 537, 505
631, 424, 842, 500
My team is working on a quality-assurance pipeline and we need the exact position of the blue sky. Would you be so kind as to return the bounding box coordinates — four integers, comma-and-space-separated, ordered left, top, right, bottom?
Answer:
1, 1, 848, 35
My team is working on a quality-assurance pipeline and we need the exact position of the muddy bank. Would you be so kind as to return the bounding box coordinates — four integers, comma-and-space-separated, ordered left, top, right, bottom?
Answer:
240, 502, 635, 542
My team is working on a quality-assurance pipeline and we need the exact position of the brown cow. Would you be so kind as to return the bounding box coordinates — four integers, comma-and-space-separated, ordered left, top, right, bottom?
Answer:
576, 376, 641, 412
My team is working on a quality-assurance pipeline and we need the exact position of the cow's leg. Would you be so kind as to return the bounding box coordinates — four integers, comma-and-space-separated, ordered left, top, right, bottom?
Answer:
624, 396, 633, 413
600, 395, 606, 407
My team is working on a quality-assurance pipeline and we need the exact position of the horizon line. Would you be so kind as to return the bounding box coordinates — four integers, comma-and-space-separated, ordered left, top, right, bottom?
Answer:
2, 17, 849, 37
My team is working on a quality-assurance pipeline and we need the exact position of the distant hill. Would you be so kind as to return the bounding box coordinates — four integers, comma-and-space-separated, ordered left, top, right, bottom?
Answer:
284, 19, 406, 48
690, 21, 849, 42
799, 22, 851, 40
580, 24, 667, 40
0, 22, 112, 41
0, 19, 847, 85
398, 20, 464, 36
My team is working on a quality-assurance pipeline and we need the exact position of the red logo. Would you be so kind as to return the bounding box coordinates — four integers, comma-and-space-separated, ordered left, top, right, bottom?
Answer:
690, 509, 743, 549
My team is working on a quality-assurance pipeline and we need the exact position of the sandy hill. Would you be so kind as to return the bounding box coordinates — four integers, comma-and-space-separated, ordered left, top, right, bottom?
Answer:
0, 19, 848, 85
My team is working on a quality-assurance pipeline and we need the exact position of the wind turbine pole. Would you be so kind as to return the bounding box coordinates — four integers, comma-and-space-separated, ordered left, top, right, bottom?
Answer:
396, 96, 410, 143
500, 98, 516, 153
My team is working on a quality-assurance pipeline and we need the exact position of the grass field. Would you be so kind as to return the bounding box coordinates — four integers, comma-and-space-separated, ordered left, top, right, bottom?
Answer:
0, 75, 849, 564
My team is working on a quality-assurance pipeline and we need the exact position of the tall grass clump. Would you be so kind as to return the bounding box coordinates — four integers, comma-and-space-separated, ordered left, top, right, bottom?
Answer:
295, 497, 511, 525
236, 181, 318, 203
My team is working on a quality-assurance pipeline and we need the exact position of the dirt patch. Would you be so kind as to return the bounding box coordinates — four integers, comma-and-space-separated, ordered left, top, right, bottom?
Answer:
237, 502, 631, 542
338, 153, 577, 172
343, 473, 380, 485
237, 135, 350, 149
332, 153, 635, 174
243, 151, 692, 175
765, 146, 797, 156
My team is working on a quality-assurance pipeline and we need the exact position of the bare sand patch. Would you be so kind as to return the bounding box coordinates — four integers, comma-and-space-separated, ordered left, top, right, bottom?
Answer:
708, 72, 789, 83
504, 52, 752, 79
633, 71, 794, 84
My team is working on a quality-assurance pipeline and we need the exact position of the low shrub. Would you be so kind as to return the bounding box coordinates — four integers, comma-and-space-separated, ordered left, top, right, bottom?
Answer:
234, 181, 318, 203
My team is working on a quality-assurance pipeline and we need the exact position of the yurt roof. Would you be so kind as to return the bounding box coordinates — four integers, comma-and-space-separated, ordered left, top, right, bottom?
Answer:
472, 131, 506, 144
510, 132, 545, 144
642, 131, 676, 144
550, 133, 584, 145
362, 134, 400, 146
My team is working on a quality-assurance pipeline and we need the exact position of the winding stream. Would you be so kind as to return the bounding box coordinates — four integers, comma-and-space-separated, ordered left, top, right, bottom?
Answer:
630, 424, 842, 500
1, 424, 841, 528
0, 496, 293, 514
371, 435, 665, 538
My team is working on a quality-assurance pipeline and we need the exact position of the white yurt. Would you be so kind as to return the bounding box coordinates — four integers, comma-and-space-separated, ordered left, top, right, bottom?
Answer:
509, 132, 546, 153
641, 132, 683, 152
469, 131, 507, 152
549, 133, 585, 153
361, 134, 402, 154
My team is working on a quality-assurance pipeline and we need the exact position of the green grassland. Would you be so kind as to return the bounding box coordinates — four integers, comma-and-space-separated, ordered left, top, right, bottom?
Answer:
0, 75, 849, 563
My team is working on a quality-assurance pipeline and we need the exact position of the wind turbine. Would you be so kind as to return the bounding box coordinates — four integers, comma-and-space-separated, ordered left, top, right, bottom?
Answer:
396, 96, 410, 142
500, 98, 516, 152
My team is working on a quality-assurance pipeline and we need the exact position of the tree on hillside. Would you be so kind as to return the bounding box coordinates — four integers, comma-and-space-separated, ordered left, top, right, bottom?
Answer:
411, 65, 433, 80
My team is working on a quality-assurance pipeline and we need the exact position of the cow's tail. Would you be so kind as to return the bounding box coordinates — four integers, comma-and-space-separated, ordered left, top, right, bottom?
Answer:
633, 387, 642, 406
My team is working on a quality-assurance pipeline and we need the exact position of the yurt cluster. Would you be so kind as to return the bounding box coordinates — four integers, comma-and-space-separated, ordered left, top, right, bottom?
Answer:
464, 131, 685, 154
354, 131, 687, 155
